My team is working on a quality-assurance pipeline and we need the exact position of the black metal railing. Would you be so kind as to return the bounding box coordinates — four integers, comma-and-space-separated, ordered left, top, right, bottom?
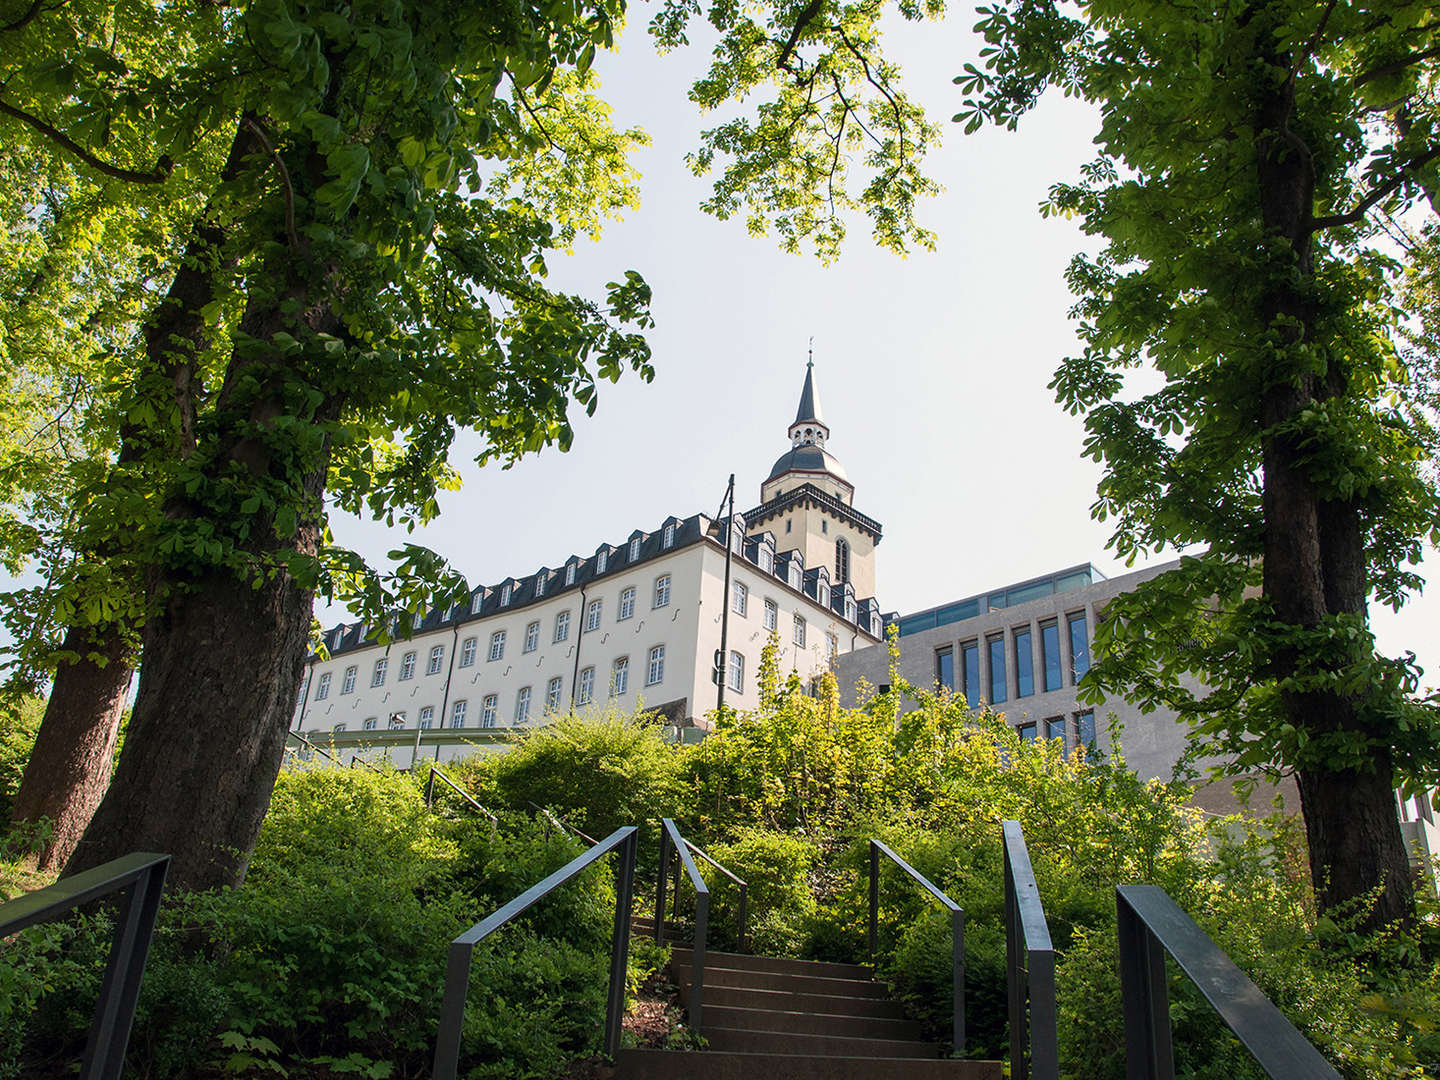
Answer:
526, 801, 599, 845
0, 852, 170, 1080
431, 826, 637, 1079
682, 840, 748, 954
1117, 885, 1341, 1080
868, 838, 965, 1054
1003, 821, 1058, 1080
283, 730, 345, 767
423, 767, 498, 824
348, 753, 383, 773
654, 818, 748, 1032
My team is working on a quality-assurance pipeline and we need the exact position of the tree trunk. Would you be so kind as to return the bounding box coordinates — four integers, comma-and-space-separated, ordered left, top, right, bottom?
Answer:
9, 625, 132, 869
1252, 23, 1416, 931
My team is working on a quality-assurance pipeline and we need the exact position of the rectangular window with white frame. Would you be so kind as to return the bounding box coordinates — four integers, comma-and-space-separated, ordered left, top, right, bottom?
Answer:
578, 666, 595, 705
427, 644, 445, 675
546, 676, 563, 711
566, 562, 576, 586
535, 574, 545, 597
451, 699, 467, 727
653, 574, 671, 608
629, 538, 640, 561
619, 586, 636, 620
488, 630, 505, 661
333, 722, 347, 732
586, 599, 603, 631
728, 650, 744, 692
612, 655, 629, 696
732, 581, 748, 616
515, 686, 531, 723
763, 598, 777, 631
389, 712, 406, 730
371, 657, 388, 687
500, 582, 512, 605
470, 591, 483, 614
316, 672, 332, 700
341, 665, 357, 694
663, 523, 675, 549
399, 651, 417, 680
793, 614, 806, 648
826, 631, 838, 661
420, 705, 434, 729
647, 644, 665, 686
554, 610, 570, 642
524, 620, 540, 652
597, 549, 608, 573
363, 717, 378, 730
460, 636, 477, 666
481, 694, 498, 727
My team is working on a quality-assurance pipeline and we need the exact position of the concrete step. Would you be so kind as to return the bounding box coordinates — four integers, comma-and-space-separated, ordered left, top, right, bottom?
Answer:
615, 1049, 1003, 1079
671, 947, 872, 981
673, 963, 887, 998
701, 1003, 923, 1041
702, 1026, 938, 1058
691, 983, 910, 1019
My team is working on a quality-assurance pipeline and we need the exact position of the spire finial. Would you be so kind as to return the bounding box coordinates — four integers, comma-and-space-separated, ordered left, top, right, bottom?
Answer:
807, 336, 814, 368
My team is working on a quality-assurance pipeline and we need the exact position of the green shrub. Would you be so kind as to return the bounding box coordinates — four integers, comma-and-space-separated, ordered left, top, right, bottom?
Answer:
704, 828, 819, 955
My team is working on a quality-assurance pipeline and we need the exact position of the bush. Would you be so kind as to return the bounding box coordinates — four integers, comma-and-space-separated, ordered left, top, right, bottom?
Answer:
704, 828, 819, 955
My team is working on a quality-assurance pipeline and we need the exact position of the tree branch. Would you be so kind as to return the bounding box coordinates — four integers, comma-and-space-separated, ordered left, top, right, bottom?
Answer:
0, 0, 46, 33
1310, 146, 1440, 230
0, 97, 172, 183
241, 115, 300, 252
1354, 42, 1440, 88
775, 0, 825, 73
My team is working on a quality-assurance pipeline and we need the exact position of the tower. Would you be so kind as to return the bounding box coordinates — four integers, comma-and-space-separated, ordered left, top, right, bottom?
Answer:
748, 361, 882, 601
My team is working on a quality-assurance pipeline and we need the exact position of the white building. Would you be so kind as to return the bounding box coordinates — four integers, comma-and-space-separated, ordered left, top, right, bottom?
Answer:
291, 364, 885, 767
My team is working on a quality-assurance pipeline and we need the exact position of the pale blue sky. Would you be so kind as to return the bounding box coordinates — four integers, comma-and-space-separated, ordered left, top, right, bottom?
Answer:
318, 10, 1437, 691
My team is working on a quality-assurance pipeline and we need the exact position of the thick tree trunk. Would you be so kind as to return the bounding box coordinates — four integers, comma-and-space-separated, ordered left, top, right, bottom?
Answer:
9, 625, 132, 869
64, 544, 317, 890
1252, 25, 1416, 931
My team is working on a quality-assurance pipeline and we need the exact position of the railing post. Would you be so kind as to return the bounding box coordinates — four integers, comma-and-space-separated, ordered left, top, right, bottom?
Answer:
1006, 850, 1025, 1080
690, 884, 709, 1034
867, 840, 879, 960
655, 824, 670, 944
424, 769, 435, 809
951, 905, 966, 1057
1118, 893, 1173, 1080
604, 829, 637, 1057
81, 859, 169, 1080
736, 884, 748, 954
432, 942, 473, 1080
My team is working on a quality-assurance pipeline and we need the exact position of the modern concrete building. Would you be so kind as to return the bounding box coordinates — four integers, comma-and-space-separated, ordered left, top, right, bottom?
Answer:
290, 363, 886, 767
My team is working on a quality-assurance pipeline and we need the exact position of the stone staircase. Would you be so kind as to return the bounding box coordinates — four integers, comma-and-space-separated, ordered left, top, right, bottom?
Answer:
616, 936, 1001, 1079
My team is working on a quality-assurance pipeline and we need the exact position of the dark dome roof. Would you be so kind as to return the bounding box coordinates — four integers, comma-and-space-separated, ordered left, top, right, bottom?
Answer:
767, 445, 849, 484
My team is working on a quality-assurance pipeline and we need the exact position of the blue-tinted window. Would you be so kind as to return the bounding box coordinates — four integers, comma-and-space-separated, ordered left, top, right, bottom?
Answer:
1018, 722, 1037, 742
1046, 716, 1067, 745
1014, 629, 1034, 697
1008, 580, 1053, 607
1069, 613, 1090, 680
1055, 570, 1093, 593
936, 646, 955, 690
1077, 709, 1096, 748
1041, 622, 1063, 691
988, 635, 1007, 703
962, 642, 980, 708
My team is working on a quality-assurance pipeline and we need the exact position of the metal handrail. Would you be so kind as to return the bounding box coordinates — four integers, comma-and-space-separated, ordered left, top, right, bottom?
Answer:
526, 801, 599, 845
1003, 822, 1058, 1080
0, 852, 170, 1080
869, 838, 966, 1055
432, 826, 637, 1078
424, 767, 498, 824
284, 730, 343, 767
682, 839, 749, 953
348, 753, 383, 773
1117, 885, 1341, 1080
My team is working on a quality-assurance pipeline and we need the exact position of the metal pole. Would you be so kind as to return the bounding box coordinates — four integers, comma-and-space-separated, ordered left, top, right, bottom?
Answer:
690, 886, 709, 1034
868, 840, 880, 959
716, 474, 735, 715
655, 827, 670, 945
737, 884, 748, 954
951, 906, 966, 1057
1007, 854, 1025, 1080
1119, 896, 1173, 1080
604, 831, 637, 1057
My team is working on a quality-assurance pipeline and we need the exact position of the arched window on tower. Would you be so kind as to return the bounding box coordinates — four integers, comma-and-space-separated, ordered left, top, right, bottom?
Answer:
835, 537, 850, 584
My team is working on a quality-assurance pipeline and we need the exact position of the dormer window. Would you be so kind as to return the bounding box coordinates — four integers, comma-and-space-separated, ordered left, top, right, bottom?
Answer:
535, 574, 545, 598
566, 562, 576, 586
500, 582, 512, 605
846, 597, 857, 622
470, 592, 483, 615
818, 584, 829, 608
597, 549, 608, 573
663, 523, 675, 549
413, 611, 425, 631
629, 538, 641, 562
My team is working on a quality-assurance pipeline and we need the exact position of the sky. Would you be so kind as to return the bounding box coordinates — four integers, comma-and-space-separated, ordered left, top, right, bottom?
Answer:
319, 7, 1440, 691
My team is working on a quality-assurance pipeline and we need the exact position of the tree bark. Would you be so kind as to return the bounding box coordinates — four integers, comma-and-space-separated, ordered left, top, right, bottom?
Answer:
1252, 16, 1416, 931
9, 625, 131, 869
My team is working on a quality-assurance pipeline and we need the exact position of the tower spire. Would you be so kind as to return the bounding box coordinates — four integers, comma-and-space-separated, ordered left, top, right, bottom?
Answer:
793, 355, 824, 429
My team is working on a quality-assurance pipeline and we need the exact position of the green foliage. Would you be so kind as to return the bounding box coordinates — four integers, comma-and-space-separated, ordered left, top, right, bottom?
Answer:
0, 695, 41, 828
706, 828, 819, 955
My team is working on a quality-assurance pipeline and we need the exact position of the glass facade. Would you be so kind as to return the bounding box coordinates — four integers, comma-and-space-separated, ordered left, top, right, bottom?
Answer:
1069, 613, 1090, 680
936, 646, 955, 690
988, 635, 1006, 703
1041, 621, 1062, 691
962, 642, 980, 707
896, 565, 1102, 637
1014, 629, 1034, 697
